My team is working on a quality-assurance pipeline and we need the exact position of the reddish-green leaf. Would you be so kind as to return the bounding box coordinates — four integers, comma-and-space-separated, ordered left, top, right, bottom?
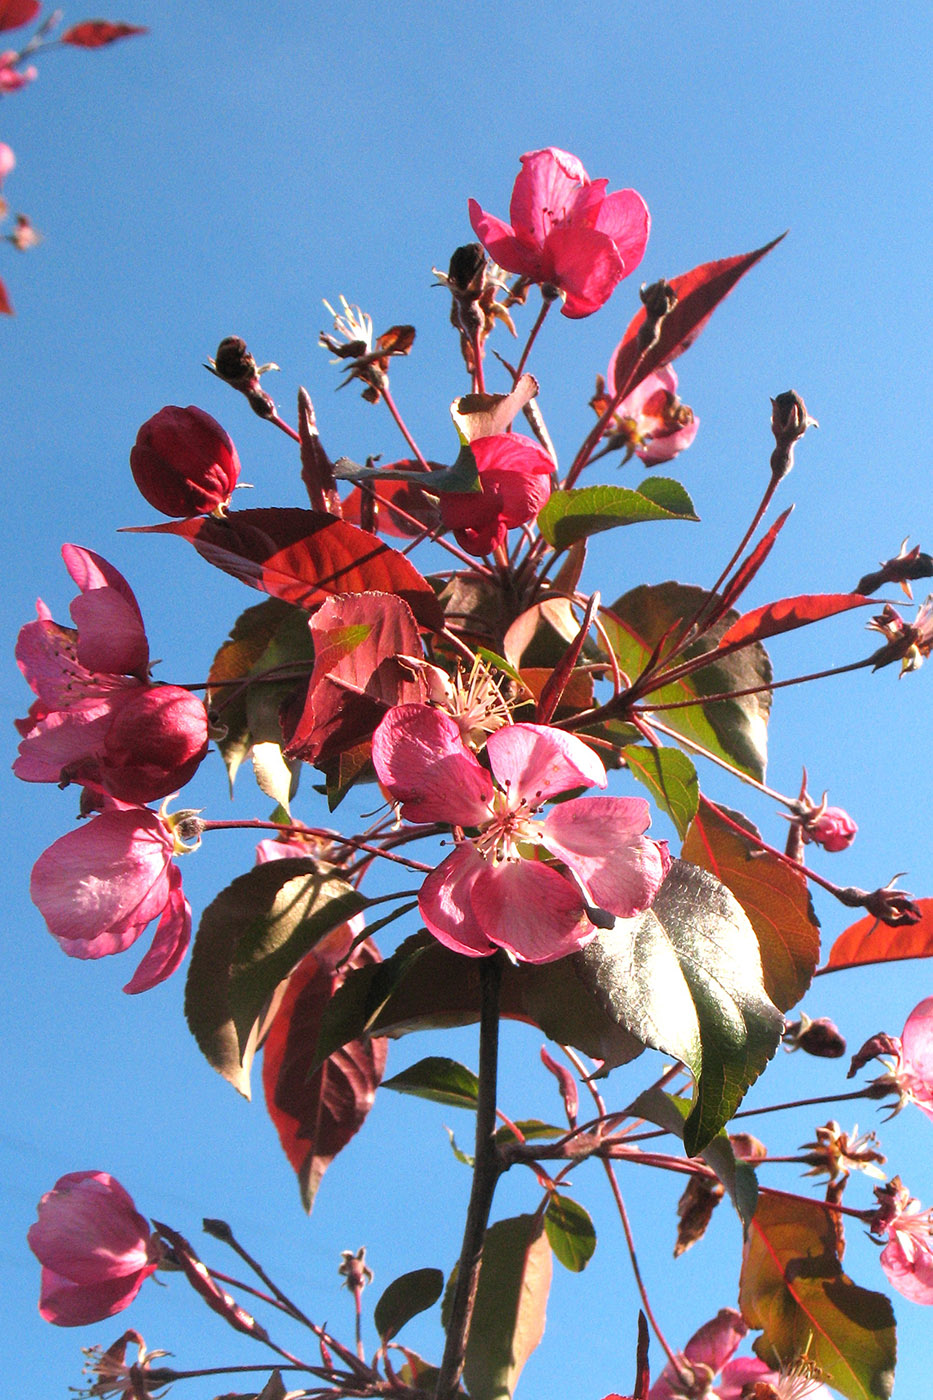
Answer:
262, 939, 386, 1213
537, 479, 698, 549
457, 1214, 552, 1400
0, 275, 12, 315
682, 798, 820, 1012
609, 234, 786, 399
576, 860, 783, 1154
382, 1056, 480, 1109
286, 591, 424, 763
602, 583, 772, 780
0, 0, 39, 32
129, 508, 444, 630
60, 21, 148, 46
740, 1191, 896, 1400
373, 1268, 444, 1343
717, 592, 875, 651
715, 508, 794, 617
826, 898, 933, 970
544, 1193, 597, 1272
624, 745, 698, 839
184, 859, 366, 1096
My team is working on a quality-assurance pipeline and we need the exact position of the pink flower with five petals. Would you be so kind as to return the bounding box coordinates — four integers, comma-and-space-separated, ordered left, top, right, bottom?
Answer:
371, 704, 669, 963
30, 799, 194, 993
28, 1171, 162, 1327
469, 147, 650, 319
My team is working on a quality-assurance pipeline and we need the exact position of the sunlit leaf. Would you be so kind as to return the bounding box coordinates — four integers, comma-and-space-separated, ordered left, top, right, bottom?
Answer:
608, 235, 786, 399
129, 507, 444, 630
717, 592, 875, 651
373, 1268, 444, 1343
261, 939, 385, 1212
381, 1056, 480, 1109
624, 745, 698, 839
458, 1215, 552, 1400
544, 1194, 597, 1272
740, 1191, 896, 1400
537, 479, 698, 549
826, 898, 933, 970
603, 582, 772, 780
576, 860, 784, 1154
184, 860, 366, 1096
450, 374, 539, 440
682, 798, 820, 1011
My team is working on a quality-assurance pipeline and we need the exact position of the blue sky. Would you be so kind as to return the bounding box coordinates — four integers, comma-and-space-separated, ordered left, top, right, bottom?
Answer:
3, 3, 933, 1397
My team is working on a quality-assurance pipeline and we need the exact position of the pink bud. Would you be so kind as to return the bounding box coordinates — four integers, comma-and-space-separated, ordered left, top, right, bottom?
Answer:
28, 1171, 161, 1327
100, 684, 209, 803
130, 405, 241, 517
802, 805, 857, 852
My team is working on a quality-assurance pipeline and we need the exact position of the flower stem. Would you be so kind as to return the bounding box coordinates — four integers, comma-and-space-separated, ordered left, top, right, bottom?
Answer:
512, 296, 553, 383
434, 955, 504, 1400
381, 384, 431, 470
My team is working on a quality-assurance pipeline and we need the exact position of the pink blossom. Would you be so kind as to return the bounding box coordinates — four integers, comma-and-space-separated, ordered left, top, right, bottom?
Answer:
371, 704, 669, 963
0, 49, 36, 89
28, 1171, 161, 1327
0, 141, 14, 184
872, 1177, 933, 1304
14, 546, 208, 801
469, 147, 649, 319
648, 1308, 832, 1399
801, 805, 857, 852
30, 801, 193, 993
438, 433, 553, 555
603, 366, 699, 466
850, 997, 933, 1120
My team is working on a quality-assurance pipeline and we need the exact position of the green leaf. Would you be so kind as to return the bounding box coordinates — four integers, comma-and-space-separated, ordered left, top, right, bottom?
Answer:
335, 443, 482, 494
381, 1056, 480, 1109
740, 1192, 896, 1400
494, 1120, 563, 1147
575, 860, 784, 1154
373, 1267, 444, 1343
537, 480, 698, 549
313, 934, 645, 1075
624, 745, 699, 839
682, 799, 820, 1011
445, 1126, 474, 1166
626, 1086, 758, 1232
544, 1194, 597, 1272
184, 860, 367, 1096
602, 583, 772, 780
459, 1215, 552, 1400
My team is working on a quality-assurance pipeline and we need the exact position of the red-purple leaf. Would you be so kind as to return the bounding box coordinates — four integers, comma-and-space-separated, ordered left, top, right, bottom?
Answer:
717, 507, 794, 617
60, 21, 148, 47
609, 234, 786, 400
827, 900, 933, 971
286, 591, 424, 764
128, 507, 444, 631
153, 1223, 270, 1342
717, 593, 874, 651
0, 0, 39, 33
262, 939, 387, 1212
0, 275, 12, 315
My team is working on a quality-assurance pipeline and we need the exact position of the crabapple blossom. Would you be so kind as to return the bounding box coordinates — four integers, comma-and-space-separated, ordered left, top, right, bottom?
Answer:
0, 49, 36, 89
801, 805, 857, 852
647, 1308, 833, 1400
438, 432, 554, 555
871, 1177, 933, 1304
371, 703, 669, 963
600, 366, 699, 465
130, 405, 241, 518
30, 799, 194, 993
27, 1172, 162, 1327
849, 996, 933, 1120
469, 147, 649, 318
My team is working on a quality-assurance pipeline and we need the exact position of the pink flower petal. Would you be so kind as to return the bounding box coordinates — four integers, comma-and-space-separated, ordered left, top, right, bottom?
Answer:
486, 723, 606, 804
467, 201, 542, 280
469, 857, 594, 963
509, 147, 590, 246
29, 1171, 151, 1284
901, 997, 933, 1085
545, 224, 624, 317
372, 703, 493, 826
38, 1267, 152, 1327
881, 1231, 933, 1303
543, 796, 669, 917
418, 844, 498, 957
122, 864, 191, 993
648, 1308, 748, 1400
593, 189, 651, 274
70, 587, 149, 678
13, 698, 123, 783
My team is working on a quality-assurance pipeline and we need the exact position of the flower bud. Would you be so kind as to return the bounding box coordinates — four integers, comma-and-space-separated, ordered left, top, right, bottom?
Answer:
802, 805, 857, 853
783, 1013, 847, 1058
131, 406, 241, 517
101, 684, 209, 803
769, 389, 817, 480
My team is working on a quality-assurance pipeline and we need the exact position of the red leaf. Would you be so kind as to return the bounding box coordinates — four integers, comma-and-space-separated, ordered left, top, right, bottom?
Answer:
262, 939, 387, 1212
60, 21, 148, 47
128, 507, 444, 631
153, 1223, 270, 1341
286, 591, 424, 764
827, 899, 933, 971
0, 0, 39, 33
717, 592, 874, 651
717, 507, 794, 617
609, 234, 786, 400
0, 275, 12, 315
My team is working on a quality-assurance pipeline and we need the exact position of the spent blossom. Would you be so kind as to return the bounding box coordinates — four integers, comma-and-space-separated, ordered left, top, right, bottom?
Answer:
78, 1330, 173, 1400
372, 703, 669, 962
868, 595, 933, 674
871, 1177, 933, 1304
848, 996, 933, 1120
469, 146, 649, 318
30, 797, 196, 993
28, 1172, 162, 1327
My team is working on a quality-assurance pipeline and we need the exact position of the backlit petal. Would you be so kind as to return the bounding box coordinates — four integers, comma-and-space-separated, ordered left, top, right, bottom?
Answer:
487, 723, 605, 805
372, 703, 494, 826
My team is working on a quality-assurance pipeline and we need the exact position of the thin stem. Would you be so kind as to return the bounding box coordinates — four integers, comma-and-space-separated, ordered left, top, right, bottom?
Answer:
470, 324, 486, 394
434, 956, 504, 1400
601, 1160, 683, 1375
633, 655, 875, 712
512, 295, 553, 383
201, 820, 437, 874
381, 384, 430, 470
268, 411, 303, 445
646, 716, 796, 804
